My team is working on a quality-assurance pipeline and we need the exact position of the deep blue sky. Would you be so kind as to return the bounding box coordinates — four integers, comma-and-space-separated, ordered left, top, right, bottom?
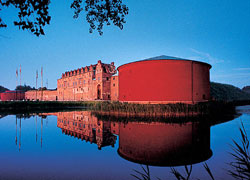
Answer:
0, 0, 250, 90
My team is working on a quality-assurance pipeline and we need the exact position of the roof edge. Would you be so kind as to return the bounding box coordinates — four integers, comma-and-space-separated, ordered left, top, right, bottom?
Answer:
118, 58, 212, 70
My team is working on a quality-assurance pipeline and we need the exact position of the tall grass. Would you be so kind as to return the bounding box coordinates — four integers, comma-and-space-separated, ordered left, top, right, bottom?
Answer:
131, 164, 214, 180
0, 100, 236, 119
229, 122, 250, 180
131, 165, 151, 180
90, 101, 236, 118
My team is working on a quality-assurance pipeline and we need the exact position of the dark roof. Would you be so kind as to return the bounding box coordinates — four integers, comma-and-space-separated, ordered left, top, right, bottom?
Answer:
142, 55, 188, 61
2, 90, 25, 93
118, 55, 212, 70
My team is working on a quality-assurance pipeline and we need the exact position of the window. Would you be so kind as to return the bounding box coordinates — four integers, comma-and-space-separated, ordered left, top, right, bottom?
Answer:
113, 83, 115, 87
106, 77, 109, 80
203, 94, 206, 100
113, 77, 115, 80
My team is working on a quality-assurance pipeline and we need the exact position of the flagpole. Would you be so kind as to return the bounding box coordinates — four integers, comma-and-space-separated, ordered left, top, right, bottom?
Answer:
16, 68, 18, 100
19, 65, 21, 100
36, 70, 38, 100
20, 65, 21, 86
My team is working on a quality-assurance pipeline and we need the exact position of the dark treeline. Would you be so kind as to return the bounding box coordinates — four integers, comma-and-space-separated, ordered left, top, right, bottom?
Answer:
211, 82, 250, 101
0, 85, 9, 92
15, 85, 36, 92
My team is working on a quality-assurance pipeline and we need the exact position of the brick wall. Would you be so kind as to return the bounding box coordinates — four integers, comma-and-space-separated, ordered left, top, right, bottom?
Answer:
25, 90, 57, 101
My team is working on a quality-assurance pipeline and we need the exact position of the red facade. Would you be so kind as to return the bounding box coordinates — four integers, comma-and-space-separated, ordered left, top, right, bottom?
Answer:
25, 90, 58, 101
57, 60, 116, 101
118, 58, 211, 104
1, 56, 211, 104
0, 91, 25, 101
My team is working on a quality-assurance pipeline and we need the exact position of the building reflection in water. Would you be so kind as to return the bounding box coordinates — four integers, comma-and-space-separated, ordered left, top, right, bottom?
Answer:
56, 111, 117, 150
118, 121, 212, 166
54, 111, 212, 166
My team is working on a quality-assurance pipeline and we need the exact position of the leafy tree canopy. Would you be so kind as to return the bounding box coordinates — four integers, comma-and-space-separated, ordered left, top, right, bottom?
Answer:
0, 85, 9, 93
0, 0, 129, 36
15, 84, 35, 91
242, 86, 250, 93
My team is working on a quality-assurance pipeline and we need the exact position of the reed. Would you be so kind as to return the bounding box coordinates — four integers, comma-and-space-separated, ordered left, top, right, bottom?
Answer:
0, 100, 237, 118
229, 122, 250, 180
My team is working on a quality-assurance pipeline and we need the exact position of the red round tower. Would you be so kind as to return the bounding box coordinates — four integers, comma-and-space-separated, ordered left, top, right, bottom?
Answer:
117, 55, 211, 104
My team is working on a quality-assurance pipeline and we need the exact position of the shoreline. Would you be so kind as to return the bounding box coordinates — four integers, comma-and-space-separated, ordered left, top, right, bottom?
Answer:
0, 100, 247, 113
0, 100, 248, 124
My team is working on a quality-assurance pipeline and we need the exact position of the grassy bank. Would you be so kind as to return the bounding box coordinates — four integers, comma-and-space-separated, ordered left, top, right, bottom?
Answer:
0, 100, 239, 118
90, 101, 236, 116
91, 101, 239, 124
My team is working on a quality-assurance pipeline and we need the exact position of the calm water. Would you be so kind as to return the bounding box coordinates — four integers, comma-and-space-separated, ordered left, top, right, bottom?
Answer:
0, 106, 249, 180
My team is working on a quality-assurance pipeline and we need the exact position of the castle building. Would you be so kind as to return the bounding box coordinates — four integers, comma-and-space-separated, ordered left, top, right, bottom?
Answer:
57, 60, 117, 101
25, 89, 57, 101
0, 90, 25, 101
24, 60, 119, 101
22, 55, 212, 104
118, 55, 211, 104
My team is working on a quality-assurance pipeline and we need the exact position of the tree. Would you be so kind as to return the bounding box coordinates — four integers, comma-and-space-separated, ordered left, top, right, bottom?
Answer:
0, 85, 9, 92
15, 84, 35, 92
0, 0, 129, 36
242, 86, 250, 94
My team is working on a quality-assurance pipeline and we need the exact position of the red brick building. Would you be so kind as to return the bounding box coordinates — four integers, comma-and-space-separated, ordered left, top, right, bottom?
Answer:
25, 90, 57, 101
111, 75, 119, 101
24, 55, 211, 104
0, 91, 25, 101
118, 55, 211, 104
57, 60, 117, 101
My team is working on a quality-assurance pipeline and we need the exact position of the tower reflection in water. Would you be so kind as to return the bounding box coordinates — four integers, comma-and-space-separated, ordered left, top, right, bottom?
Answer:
118, 121, 212, 166
55, 111, 212, 166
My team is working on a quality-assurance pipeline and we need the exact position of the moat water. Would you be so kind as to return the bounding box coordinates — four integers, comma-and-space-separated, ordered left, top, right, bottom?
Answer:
0, 106, 249, 180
